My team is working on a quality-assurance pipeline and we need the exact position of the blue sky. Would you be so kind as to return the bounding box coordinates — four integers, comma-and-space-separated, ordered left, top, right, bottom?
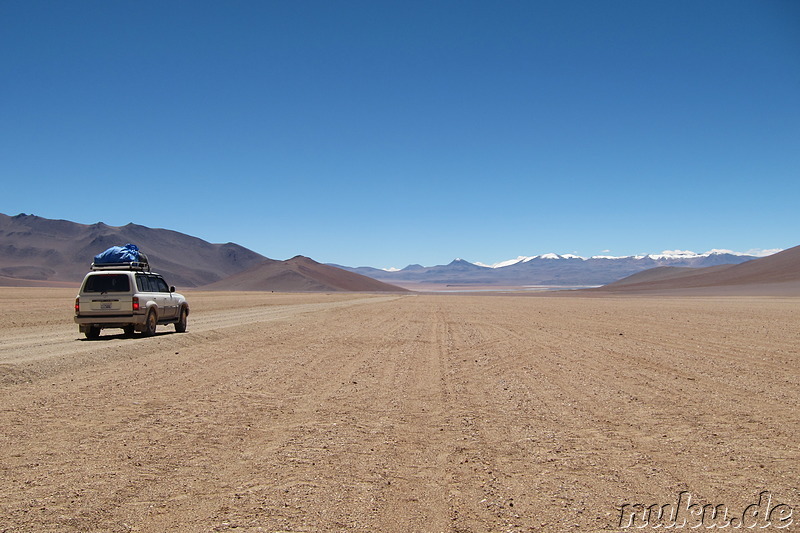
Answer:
1, 1, 798, 268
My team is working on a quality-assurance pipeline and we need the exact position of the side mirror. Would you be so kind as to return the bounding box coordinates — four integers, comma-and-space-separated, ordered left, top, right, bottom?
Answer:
170, 286, 176, 293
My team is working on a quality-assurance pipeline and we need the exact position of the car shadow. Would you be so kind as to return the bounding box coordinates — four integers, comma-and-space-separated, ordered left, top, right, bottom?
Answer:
78, 330, 178, 341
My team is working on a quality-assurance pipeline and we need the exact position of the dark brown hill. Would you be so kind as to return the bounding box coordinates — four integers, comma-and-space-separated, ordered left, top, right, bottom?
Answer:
203, 256, 409, 292
0, 213, 266, 287
606, 265, 732, 287
600, 245, 800, 294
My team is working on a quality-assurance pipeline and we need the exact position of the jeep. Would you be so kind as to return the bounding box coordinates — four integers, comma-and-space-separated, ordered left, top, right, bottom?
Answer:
74, 263, 189, 339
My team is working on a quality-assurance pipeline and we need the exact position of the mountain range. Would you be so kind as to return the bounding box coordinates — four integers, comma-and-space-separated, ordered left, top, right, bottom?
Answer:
331, 251, 765, 287
0, 213, 404, 292
1, 212, 793, 294
597, 245, 800, 295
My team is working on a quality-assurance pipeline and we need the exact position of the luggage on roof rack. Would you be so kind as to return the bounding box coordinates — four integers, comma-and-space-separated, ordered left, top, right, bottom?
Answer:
91, 244, 150, 271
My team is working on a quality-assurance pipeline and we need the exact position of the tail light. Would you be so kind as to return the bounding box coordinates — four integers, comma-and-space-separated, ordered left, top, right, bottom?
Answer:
74, 298, 80, 314
132, 297, 140, 311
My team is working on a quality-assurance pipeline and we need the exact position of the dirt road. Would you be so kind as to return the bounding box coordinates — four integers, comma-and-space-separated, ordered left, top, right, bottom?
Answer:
0, 289, 798, 531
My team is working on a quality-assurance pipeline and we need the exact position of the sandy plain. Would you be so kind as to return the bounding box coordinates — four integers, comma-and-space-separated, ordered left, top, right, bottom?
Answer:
0, 288, 798, 532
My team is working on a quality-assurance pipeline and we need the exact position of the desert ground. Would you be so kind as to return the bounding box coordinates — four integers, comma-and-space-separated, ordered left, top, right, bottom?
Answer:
0, 288, 797, 532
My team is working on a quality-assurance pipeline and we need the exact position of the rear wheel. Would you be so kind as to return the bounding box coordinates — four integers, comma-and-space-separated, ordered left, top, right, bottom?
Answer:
85, 326, 100, 339
175, 307, 187, 333
143, 310, 157, 337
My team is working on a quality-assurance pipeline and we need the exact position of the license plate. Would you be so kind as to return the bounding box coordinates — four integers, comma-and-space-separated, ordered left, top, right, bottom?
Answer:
101, 302, 112, 309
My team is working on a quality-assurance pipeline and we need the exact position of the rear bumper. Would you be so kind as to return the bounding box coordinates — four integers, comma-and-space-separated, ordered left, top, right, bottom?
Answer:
74, 314, 146, 331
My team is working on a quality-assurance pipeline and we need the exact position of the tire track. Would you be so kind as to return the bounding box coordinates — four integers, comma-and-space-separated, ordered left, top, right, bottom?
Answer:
0, 295, 403, 382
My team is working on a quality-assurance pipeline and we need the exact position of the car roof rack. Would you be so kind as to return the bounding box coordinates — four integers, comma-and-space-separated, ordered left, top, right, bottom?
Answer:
90, 261, 151, 272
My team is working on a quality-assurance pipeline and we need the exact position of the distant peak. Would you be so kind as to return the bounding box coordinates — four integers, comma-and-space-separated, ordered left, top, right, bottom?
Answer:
478, 248, 778, 266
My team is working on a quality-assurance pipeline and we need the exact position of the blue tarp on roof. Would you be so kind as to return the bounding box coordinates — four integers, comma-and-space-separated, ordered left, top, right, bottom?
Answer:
93, 244, 142, 264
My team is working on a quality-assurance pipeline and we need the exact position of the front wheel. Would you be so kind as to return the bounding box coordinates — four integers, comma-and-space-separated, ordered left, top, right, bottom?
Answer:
85, 326, 100, 339
143, 310, 157, 337
175, 307, 187, 333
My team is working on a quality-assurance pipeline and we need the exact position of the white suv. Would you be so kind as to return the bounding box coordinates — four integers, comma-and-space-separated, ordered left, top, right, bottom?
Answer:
74, 263, 189, 339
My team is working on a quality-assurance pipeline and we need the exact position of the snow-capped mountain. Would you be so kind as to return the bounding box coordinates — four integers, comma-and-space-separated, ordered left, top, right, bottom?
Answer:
475, 249, 775, 268
332, 249, 780, 287
475, 253, 583, 268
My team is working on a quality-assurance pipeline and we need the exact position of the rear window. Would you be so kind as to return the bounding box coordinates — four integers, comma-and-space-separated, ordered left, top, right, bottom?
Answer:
83, 274, 131, 293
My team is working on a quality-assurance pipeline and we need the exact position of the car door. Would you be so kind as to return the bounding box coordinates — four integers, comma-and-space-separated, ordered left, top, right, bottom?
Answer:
136, 274, 169, 320
153, 275, 177, 319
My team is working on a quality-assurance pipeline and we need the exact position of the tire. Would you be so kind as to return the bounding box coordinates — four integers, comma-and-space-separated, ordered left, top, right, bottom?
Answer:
85, 326, 100, 339
175, 307, 187, 333
143, 310, 157, 337
123, 325, 135, 337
